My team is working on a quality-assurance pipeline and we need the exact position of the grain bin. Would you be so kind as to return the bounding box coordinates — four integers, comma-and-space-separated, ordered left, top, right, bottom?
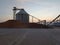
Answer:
16, 9, 29, 23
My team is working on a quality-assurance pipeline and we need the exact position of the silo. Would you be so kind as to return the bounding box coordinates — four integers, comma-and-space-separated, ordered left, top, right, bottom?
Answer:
16, 9, 29, 23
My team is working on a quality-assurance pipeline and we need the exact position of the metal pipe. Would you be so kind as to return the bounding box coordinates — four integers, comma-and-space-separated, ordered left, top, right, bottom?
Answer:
29, 15, 40, 23
13, 7, 21, 20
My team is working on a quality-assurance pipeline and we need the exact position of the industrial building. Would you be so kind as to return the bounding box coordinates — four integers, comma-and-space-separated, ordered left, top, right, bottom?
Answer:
0, 7, 60, 28
13, 7, 42, 24
13, 7, 60, 27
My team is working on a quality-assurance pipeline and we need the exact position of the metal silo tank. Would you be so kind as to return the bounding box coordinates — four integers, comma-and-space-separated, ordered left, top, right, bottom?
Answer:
16, 9, 29, 23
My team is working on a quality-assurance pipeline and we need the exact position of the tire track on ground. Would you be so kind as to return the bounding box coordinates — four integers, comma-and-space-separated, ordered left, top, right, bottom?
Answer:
9, 30, 29, 45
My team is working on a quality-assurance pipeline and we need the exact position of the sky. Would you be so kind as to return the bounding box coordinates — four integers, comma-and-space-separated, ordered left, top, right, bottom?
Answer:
0, 0, 60, 22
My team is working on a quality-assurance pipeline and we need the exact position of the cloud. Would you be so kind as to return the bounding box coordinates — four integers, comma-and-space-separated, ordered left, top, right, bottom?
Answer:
16, 0, 31, 3
16, 0, 47, 4
16, 0, 60, 7
16, 0, 60, 3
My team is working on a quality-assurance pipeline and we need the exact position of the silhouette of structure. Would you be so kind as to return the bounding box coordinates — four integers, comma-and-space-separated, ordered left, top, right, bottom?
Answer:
48, 15, 60, 27
0, 7, 53, 28
13, 7, 42, 24
49, 15, 60, 24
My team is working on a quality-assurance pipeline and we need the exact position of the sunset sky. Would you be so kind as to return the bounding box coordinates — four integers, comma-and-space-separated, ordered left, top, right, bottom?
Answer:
0, 0, 60, 22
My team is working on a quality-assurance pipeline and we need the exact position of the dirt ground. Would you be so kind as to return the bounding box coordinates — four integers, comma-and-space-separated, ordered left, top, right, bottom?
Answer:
0, 28, 60, 45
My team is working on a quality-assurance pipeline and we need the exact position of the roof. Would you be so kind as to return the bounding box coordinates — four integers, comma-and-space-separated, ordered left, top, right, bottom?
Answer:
16, 9, 29, 15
